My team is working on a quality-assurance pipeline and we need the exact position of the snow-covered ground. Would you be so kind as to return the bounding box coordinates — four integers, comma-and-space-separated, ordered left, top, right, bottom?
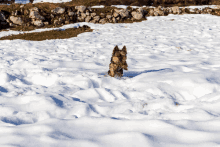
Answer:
1, 4, 220, 146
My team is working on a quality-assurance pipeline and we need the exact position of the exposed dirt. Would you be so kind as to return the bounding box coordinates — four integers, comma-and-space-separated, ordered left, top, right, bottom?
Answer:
0, 25, 93, 41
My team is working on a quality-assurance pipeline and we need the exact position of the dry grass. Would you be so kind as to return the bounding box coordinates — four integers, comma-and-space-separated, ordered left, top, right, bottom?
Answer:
0, 25, 93, 41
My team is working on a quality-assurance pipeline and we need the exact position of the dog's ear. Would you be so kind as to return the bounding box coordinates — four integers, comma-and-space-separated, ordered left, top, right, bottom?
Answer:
122, 46, 127, 54
113, 45, 119, 55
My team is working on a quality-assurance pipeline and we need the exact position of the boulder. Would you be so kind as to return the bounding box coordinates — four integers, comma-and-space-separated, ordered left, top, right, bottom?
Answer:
77, 16, 85, 22
93, 16, 100, 21
85, 10, 90, 16
43, 21, 49, 25
24, 10, 29, 15
99, 18, 107, 24
85, 16, 92, 22
65, 20, 70, 24
131, 11, 143, 20
91, 12, 96, 17
113, 12, 119, 18
114, 9, 129, 19
11, 11, 15, 16
75, 6, 86, 13
33, 20, 44, 27
68, 11, 75, 16
15, 10, 18, 16
149, 9, 154, 16
81, 13, 87, 19
106, 14, 112, 19
172, 6, 179, 14
51, 7, 65, 14
100, 13, 105, 18
9, 16, 23, 25
137, 7, 144, 14
154, 11, 159, 16
29, 11, 45, 20
90, 19, 97, 23
112, 17, 117, 23
54, 19, 59, 25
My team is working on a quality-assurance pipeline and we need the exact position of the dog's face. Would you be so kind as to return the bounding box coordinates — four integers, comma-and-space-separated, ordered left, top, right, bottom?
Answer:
112, 45, 127, 57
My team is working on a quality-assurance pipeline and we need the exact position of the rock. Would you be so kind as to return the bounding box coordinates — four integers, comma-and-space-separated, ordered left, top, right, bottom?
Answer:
106, 14, 112, 19
113, 12, 119, 18
196, 9, 200, 14
58, 17, 65, 23
100, 13, 105, 18
86, 10, 90, 16
154, 11, 159, 16
33, 20, 44, 27
29, 10, 45, 20
172, 6, 179, 14
99, 18, 107, 24
131, 11, 143, 20
9, 16, 23, 25
81, 13, 87, 19
112, 17, 117, 23
91, 12, 96, 17
114, 9, 129, 18
15, 10, 18, 16
154, 7, 160, 12
85, 16, 92, 22
51, 7, 65, 14
43, 21, 49, 25
68, 11, 75, 16
11, 11, 15, 16
75, 6, 86, 13
54, 20, 59, 25
0, 12, 6, 21
206, 8, 212, 14
116, 16, 120, 21
20, 5, 24, 8
76, 11, 81, 15
65, 20, 70, 24
87, 6, 92, 12
77, 16, 85, 22
154, 6, 164, 16
149, 9, 154, 16
9, 23, 15, 26
137, 7, 144, 14
24, 10, 29, 15
50, 14, 54, 18
90, 19, 97, 23
93, 16, 100, 21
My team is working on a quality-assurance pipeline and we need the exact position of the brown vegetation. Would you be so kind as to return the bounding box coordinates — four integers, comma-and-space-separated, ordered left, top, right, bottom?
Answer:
0, 25, 93, 41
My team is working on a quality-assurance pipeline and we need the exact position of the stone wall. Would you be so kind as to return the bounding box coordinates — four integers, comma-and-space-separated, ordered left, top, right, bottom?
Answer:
0, 5, 218, 30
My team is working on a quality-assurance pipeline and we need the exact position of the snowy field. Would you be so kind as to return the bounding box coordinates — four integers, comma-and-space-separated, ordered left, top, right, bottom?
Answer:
1, 5, 220, 146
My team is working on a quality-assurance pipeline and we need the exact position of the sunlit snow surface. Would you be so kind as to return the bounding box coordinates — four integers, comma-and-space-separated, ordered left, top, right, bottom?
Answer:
1, 10, 220, 146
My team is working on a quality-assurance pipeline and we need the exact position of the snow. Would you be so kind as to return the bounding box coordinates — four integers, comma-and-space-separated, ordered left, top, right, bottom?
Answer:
1, 3, 220, 146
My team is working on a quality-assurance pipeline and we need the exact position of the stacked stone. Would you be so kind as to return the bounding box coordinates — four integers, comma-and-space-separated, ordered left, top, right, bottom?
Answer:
108, 45, 128, 77
1, 5, 218, 30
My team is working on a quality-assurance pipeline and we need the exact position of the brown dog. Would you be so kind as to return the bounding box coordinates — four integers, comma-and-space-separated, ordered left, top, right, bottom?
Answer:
108, 45, 128, 77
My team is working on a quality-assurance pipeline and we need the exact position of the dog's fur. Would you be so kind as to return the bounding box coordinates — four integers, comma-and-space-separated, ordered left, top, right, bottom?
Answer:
108, 45, 128, 77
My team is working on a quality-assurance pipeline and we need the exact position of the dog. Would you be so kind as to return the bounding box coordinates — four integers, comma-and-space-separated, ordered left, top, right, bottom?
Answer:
108, 45, 128, 77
